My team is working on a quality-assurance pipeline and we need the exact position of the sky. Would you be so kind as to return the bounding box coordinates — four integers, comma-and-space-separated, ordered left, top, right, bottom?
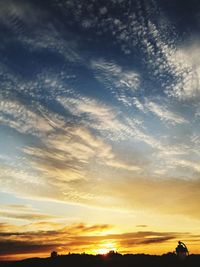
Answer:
1, 0, 200, 260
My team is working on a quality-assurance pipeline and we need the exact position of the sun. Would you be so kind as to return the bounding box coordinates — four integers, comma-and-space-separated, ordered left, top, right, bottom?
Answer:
94, 242, 117, 255
96, 248, 111, 255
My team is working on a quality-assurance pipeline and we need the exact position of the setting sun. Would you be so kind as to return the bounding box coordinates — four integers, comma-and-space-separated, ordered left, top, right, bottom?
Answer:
93, 243, 117, 255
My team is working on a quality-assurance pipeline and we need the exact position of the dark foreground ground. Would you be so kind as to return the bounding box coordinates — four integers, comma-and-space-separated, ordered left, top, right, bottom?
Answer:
1, 253, 200, 267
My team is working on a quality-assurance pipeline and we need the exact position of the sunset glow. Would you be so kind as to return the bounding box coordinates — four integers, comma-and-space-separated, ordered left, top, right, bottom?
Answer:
93, 242, 117, 255
1, 0, 200, 261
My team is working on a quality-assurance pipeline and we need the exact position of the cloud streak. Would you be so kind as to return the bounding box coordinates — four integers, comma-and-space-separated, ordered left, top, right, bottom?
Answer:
0, 222, 190, 259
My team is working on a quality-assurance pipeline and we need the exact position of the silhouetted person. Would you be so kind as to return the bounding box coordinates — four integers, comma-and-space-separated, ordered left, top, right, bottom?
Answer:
176, 241, 189, 260
51, 251, 58, 258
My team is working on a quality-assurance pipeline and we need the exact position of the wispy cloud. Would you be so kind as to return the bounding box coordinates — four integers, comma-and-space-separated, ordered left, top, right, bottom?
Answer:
91, 59, 140, 106
133, 97, 188, 125
22, 124, 141, 187
145, 100, 188, 125
167, 41, 200, 99
0, 203, 55, 222
0, 210, 54, 221
57, 94, 140, 141
91, 59, 140, 91
0, 100, 53, 136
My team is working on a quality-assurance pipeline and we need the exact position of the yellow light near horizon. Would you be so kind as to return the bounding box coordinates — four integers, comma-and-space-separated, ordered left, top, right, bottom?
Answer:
94, 242, 117, 255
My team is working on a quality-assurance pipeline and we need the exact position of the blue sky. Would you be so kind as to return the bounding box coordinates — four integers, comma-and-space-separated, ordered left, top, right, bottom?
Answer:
1, 0, 200, 259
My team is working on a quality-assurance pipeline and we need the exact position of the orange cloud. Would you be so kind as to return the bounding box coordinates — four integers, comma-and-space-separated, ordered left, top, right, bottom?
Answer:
0, 222, 194, 260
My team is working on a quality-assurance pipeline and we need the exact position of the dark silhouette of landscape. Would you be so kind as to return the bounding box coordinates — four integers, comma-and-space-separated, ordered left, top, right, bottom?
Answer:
1, 250, 200, 267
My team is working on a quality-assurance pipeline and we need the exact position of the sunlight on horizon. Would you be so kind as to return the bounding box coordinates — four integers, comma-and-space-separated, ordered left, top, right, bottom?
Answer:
92, 242, 117, 255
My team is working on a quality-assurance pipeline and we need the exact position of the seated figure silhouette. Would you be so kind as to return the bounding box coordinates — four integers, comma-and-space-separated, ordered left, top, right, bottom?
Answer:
175, 241, 189, 260
51, 251, 58, 258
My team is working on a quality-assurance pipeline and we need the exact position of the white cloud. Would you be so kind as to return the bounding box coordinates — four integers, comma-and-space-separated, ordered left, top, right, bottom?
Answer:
145, 101, 187, 125
168, 42, 200, 99
91, 60, 140, 91
23, 124, 141, 184
133, 98, 145, 112
0, 99, 65, 137
57, 95, 137, 141
58, 94, 173, 155
91, 59, 140, 106
173, 159, 200, 173
0, 100, 52, 135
